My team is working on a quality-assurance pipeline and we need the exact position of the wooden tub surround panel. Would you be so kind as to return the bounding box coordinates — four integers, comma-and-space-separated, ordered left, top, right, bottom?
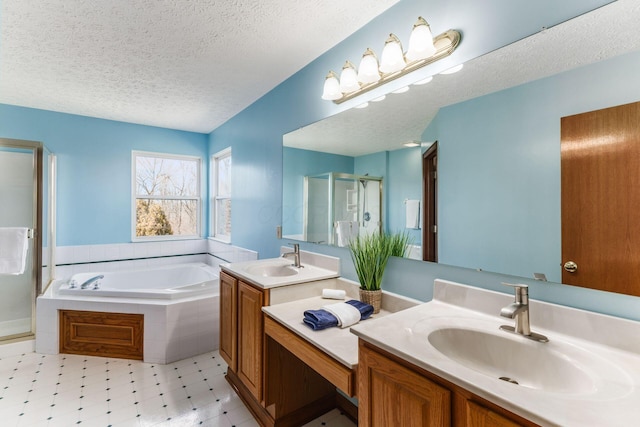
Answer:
59, 310, 144, 360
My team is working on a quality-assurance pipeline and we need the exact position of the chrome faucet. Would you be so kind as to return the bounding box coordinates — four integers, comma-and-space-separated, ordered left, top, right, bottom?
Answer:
499, 283, 548, 343
281, 243, 302, 268
80, 274, 104, 289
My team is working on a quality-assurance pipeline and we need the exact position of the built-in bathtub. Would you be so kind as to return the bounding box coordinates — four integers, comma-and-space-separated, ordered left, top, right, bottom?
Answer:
36, 262, 220, 364
60, 263, 217, 299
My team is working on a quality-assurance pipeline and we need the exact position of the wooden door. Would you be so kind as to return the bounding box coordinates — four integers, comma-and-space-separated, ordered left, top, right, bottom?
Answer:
561, 101, 640, 296
422, 142, 438, 262
358, 343, 450, 427
219, 271, 237, 372
237, 281, 265, 401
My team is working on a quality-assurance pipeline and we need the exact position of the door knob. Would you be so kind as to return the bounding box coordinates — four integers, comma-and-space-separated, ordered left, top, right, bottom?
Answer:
563, 261, 578, 273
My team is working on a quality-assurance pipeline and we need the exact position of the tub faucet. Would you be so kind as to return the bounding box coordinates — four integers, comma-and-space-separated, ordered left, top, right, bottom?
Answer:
80, 274, 104, 289
282, 243, 302, 268
499, 283, 548, 343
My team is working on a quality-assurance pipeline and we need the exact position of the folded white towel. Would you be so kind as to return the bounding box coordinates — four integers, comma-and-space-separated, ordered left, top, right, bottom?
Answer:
322, 289, 346, 300
0, 227, 30, 275
322, 302, 361, 328
405, 199, 420, 229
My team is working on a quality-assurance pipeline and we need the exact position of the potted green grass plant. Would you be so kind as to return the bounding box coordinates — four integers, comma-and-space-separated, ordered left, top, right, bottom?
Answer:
348, 232, 394, 313
349, 231, 414, 313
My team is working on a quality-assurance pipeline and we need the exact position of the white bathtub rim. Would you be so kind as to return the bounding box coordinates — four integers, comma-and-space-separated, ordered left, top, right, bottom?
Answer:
46, 262, 219, 302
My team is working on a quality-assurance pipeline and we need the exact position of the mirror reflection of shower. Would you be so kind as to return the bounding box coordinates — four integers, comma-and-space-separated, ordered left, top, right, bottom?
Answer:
357, 174, 381, 238
359, 174, 371, 225
302, 172, 382, 247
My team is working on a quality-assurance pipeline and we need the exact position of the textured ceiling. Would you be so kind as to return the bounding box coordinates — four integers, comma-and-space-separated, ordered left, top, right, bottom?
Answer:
0, 0, 399, 133
285, 0, 640, 157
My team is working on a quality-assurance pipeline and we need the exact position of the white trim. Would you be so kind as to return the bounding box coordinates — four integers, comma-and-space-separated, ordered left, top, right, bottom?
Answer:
210, 147, 232, 243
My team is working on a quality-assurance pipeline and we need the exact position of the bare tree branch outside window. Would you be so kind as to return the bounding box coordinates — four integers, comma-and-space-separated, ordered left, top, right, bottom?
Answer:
134, 152, 200, 238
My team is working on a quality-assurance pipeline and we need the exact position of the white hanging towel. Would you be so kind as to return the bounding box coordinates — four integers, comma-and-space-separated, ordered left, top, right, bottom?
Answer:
335, 221, 355, 247
0, 227, 30, 275
405, 199, 421, 229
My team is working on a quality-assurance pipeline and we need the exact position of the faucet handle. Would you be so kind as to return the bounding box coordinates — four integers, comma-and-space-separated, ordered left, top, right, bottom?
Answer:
501, 282, 528, 300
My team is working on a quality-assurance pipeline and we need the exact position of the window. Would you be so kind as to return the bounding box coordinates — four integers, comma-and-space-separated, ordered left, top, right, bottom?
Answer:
132, 151, 201, 240
211, 148, 231, 242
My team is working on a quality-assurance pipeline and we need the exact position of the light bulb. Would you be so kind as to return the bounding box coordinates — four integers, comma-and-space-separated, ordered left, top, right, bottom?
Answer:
321, 71, 342, 100
339, 61, 360, 93
406, 17, 436, 62
379, 34, 406, 74
357, 48, 381, 84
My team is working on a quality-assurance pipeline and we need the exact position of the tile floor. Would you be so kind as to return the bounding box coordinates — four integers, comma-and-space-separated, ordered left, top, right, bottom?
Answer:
0, 350, 356, 427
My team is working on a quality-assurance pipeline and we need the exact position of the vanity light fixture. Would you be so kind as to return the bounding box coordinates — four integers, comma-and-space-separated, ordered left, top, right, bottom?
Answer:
403, 140, 421, 148
371, 95, 386, 102
321, 16, 461, 104
355, 102, 369, 109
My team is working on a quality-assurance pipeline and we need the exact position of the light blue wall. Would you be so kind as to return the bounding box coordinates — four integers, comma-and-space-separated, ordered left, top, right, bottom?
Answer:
282, 147, 353, 236
208, 0, 640, 321
387, 148, 422, 243
0, 104, 208, 246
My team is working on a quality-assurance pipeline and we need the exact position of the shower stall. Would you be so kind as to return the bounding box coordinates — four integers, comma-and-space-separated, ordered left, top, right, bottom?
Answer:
303, 172, 382, 246
0, 138, 55, 342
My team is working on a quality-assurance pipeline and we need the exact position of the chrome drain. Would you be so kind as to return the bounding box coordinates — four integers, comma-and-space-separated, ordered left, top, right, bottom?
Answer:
499, 376, 519, 385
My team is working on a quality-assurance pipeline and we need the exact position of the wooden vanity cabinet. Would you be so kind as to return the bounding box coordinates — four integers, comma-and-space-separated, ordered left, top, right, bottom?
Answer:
219, 270, 270, 405
358, 341, 538, 427
219, 271, 237, 372
237, 280, 266, 400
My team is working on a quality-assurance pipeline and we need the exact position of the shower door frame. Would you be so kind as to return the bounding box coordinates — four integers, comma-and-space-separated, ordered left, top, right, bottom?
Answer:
0, 138, 44, 341
303, 172, 383, 246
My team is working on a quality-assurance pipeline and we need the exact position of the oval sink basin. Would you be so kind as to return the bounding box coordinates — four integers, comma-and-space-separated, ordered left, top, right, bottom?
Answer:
245, 264, 299, 277
428, 327, 596, 394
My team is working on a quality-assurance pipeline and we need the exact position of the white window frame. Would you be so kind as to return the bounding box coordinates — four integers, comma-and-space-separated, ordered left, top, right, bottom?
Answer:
132, 150, 202, 242
210, 147, 232, 243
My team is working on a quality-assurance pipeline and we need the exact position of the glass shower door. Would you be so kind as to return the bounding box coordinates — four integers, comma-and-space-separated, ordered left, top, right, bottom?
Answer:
0, 142, 39, 340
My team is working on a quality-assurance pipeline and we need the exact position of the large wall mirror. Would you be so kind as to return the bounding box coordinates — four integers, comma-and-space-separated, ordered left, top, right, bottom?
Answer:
282, 3, 640, 296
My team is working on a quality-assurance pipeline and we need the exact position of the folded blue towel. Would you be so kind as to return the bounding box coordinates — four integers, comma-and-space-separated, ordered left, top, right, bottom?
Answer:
303, 309, 339, 330
303, 299, 374, 330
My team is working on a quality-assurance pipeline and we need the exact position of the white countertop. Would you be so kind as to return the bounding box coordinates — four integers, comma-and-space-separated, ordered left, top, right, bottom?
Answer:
221, 258, 339, 289
262, 296, 395, 368
350, 279, 640, 427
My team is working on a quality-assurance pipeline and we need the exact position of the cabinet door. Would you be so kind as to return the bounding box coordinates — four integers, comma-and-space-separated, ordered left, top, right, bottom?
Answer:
465, 401, 523, 427
237, 281, 265, 401
359, 344, 451, 427
219, 272, 237, 372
